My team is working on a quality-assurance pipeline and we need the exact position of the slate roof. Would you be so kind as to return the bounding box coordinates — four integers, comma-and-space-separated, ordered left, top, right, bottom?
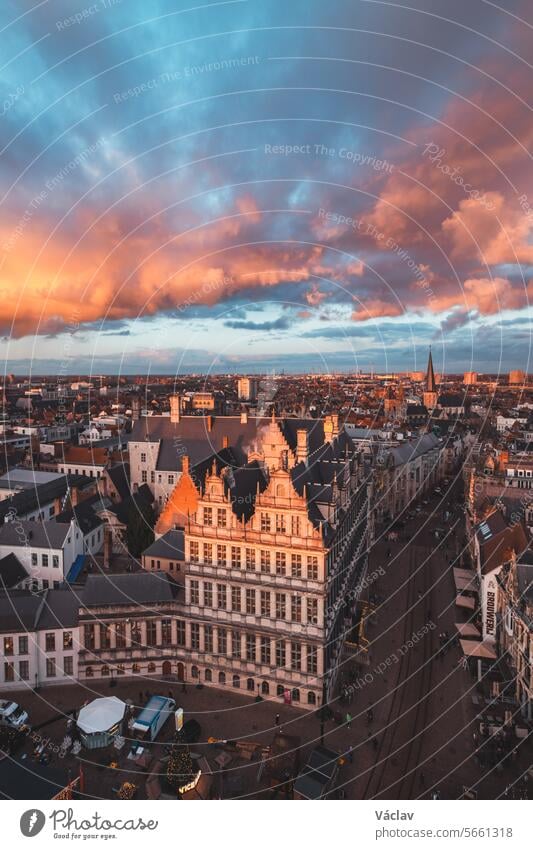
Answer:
0, 519, 73, 550
81, 571, 179, 608
143, 529, 185, 562
0, 473, 94, 523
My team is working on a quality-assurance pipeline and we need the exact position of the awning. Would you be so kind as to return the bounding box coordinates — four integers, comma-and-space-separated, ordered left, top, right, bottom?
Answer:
77, 697, 126, 734
460, 639, 497, 660
454, 576, 478, 592
456, 594, 476, 610
455, 622, 481, 639
453, 567, 477, 581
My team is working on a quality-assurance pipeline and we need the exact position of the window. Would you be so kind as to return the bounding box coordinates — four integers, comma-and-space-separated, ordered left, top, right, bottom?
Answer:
168, 475, 174, 485
218, 628, 227, 655
231, 587, 241, 612
146, 621, 157, 646
307, 645, 318, 675
203, 507, 213, 526
306, 597, 318, 624
63, 656, 73, 676
140, 452, 146, 463
176, 620, 186, 646
31, 553, 38, 567
231, 546, 241, 569
84, 624, 95, 650
275, 640, 285, 668
190, 541, 199, 563
246, 634, 256, 661
307, 556, 319, 580
191, 665, 199, 679
217, 508, 227, 528
307, 691, 317, 705
277, 684, 284, 697
141, 470, 147, 483
260, 550, 271, 573
275, 593, 286, 619
245, 588, 256, 615
260, 636, 271, 665
275, 551, 286, 575
42, 554, 48, 568
203, 543, 213, 564
247, 677, 255, 692
3, 637, 13, 656
4, 662, 14, 682
245, 548, 255, 571
233, 674, 240, 688
260, 512, 271, 532
291, 642, 302, 671
190, 580, 199, 604
116, 622, 126, 648
18, 636, 28, 655
162, 619, 172, 645
190, 623, 200, 651
291, 516, 301, 536
291, 554, 302, 578
261, 681, 270, 695
42, 580, 49, 589
276, 514, 286, 533
53, 555, 59, 569
86, 666, 94, 678
205, 668, 212, 682
260, 590, 271, 617
19, 660, 29, 681
100, 624, 111, 650
217, 584, 227, 609
217, 545, 227, 566
46, 658, 56, 677
45, 633, 55, 652
291, 596, 302, 622
231, 631, 241, 658
63, 631, 73, 650
204, 625, 213, 653
291, 688, 300, 703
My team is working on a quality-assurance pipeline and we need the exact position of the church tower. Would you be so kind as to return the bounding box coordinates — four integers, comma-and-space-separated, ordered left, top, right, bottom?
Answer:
423, 348, 438, 410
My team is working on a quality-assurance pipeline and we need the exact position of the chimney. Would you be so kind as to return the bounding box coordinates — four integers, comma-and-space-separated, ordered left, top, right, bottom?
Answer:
182, 455, 190, 475
71, 487, 79, 507
53, 496, 62, 516
206, 415, 213, 432
222, 435, 229, 449
240, 411, 248, 424
170, 395, 180, 423
296, 428, 309, 464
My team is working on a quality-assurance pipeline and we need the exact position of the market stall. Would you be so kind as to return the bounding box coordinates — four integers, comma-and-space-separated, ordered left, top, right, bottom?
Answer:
77, 697, 127, 750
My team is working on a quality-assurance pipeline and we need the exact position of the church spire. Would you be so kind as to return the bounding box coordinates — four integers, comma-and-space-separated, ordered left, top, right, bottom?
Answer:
426, 347, 436, 393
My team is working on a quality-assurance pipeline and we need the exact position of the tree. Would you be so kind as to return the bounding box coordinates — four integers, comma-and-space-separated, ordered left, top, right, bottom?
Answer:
125, 497, 154, 557
166, 730, 195, 793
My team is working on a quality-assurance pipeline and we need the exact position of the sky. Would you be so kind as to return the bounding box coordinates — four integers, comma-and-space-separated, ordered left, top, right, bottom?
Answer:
0, 0, 532, 376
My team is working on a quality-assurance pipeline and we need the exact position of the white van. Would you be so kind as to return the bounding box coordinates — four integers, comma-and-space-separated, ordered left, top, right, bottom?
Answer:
0, 699, 29, 729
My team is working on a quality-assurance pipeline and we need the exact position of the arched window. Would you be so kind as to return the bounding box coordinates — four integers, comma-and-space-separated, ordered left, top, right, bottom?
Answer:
291, 688, 300, 702
86, 666, 93, 678
191, 665, 199, 679
132, 663, 140, 674
261, 681, 269, 695
117, 665, 125, 676
232, 674, 240, 688
307, 691, 316, 705
205, 668, 212, 682
101, 665, 109, 677
247, 677, 255, 692
219, 671, 226, 685
276, 484, 285, 497
277, 684, 284, 697
147, 662, 156, 673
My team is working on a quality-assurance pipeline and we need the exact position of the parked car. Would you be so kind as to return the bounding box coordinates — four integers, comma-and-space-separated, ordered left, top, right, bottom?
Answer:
0, 700, 29, 729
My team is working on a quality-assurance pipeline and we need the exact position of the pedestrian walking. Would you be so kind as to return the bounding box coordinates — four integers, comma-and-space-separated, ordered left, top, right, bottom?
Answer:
275, 713, 280, 726
346, 712, 352, 730
348, 745, 354, 763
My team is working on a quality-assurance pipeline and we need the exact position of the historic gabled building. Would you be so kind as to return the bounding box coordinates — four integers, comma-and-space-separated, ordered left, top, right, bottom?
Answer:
180, 413, 372, 707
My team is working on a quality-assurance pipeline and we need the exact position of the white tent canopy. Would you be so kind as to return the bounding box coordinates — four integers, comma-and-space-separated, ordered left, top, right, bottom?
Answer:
77, 697, 126, 734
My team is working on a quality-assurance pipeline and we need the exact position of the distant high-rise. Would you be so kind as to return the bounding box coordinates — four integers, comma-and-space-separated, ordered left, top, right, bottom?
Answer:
509, 370, 526, 385
237, 377, 258, 402
464, 372, 478, 385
